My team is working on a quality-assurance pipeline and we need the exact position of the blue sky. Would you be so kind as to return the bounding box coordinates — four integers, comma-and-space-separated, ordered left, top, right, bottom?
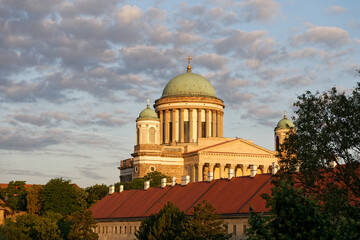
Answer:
0, 0, 359, 187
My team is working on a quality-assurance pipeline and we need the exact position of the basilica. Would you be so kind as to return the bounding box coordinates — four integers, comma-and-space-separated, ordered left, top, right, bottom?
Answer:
118, 59, 294, 183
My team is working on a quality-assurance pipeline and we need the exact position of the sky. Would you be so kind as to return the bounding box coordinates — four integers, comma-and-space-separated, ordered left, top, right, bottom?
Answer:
0, 0, 359, 188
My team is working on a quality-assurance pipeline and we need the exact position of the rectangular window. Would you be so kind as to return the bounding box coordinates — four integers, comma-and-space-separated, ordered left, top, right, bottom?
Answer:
125, 226, 127, 234
134, 226, 137, 233
201, 122, 206, 137
243, 225, 247, 235
120, 226, 122, 234
169, 122, 173, 142
130, 226, 132, 234
184, 121, 189, 142
115, 226, 117, 234
232, 225, 236, 235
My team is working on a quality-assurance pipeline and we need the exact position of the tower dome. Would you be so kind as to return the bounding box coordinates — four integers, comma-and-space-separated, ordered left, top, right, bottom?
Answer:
137, 103, 159, 121
275, 112, 294, 129
161, 72, 217, 99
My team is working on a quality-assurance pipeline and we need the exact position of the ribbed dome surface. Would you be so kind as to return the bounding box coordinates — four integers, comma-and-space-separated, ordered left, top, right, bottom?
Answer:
276, 116, 295, 129
137, 105, 159, 121
161, 72, 217, 98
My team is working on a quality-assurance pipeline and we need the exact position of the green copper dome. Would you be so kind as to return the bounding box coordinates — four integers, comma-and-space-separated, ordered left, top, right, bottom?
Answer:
137, 104, 159, 121
276, 114, 295, 129
162, 72, 217, 98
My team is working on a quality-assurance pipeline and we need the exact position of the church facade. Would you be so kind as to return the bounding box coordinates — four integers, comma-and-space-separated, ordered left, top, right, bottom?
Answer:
119, 61, 293, 183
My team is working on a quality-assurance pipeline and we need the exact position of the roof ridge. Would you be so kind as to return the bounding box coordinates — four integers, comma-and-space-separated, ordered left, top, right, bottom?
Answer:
236, 175, 273, 213
141, 186, 173, 217
184, 179, 221, 214
108, 190, 139, 218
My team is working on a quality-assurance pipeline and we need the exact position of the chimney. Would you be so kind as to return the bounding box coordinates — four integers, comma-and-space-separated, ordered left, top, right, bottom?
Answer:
119, 185, 124, 193
161, 178, 167, 188
329, 161, 337, 168
208, 172, 213, 182
171, 177, 176, 186
181, 175, 190, 186
250, 165, 257, 178
109, 185, 115, 195
272, 162, 278, 175
228, 169, 234, 180
144, 181, 150, 190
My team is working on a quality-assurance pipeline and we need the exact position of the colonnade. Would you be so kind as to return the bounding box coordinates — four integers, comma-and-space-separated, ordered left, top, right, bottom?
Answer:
158, 108, 223, 144
186, 163, 272, 182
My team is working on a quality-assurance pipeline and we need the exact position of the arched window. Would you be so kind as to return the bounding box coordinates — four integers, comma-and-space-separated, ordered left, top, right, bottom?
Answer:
149, 127, 155, 144
275, 136, 280, 151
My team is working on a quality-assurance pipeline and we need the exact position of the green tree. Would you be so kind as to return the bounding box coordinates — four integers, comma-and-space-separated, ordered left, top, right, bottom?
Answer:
183, 201, 231, 240
277, 83, 360, 218
115, 171, 170, 191
26, 185, 44, 214
66, 210, 98, 240
0, 181, 27, 211
42, 178, 86, 216
0, 213, 61, 240
246, 180, 335, 240
135, 201, 187, 240
143, 171, 170, 187
85, 184, 108, 207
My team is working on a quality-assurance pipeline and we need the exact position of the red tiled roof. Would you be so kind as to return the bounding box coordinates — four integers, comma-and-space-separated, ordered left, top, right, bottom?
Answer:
90, 174, 273, 220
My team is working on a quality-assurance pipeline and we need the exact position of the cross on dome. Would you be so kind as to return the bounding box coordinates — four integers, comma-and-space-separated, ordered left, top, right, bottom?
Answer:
187, 56, 192, 72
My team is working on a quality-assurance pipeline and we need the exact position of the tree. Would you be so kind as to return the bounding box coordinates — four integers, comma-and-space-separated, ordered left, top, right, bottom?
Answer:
246, 180, 336, 240
0, 181, 27, 211
66, 210, 98, 240
183, 201, 231, 240
115, 171, 170, 191
143, 171, 170, 187
278, 83, 360, 213
26, 185, 44, 214
135, 201, 187, 240
0, 213, 61, 240
85, 184, 108, 207
42, 178, 87, 216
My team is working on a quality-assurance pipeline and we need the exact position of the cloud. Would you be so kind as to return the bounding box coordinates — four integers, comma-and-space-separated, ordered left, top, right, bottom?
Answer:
240, 0, 280, 23
291, 25, 350, 48
0, 128, 62, 151
324, 6, 347, 15
117, 5, 143, 25
195, 53, 228, 71
214, 30, 280, 68
278, 74, 314, 88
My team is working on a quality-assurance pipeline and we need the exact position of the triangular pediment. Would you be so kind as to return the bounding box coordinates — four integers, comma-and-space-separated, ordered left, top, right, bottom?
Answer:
195, 138, 274, 155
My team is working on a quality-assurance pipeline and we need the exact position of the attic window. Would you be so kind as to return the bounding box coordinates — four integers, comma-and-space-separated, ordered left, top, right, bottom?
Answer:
150, 166, 156, 172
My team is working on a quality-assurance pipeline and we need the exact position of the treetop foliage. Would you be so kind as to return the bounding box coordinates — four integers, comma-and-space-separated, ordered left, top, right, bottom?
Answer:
136, 201, 230, 240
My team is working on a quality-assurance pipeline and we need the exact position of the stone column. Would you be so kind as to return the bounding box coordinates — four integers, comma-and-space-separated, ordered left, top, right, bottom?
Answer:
172, 109, 177, 143
159, 110, 163, 144
212, 110, 216, 137
219, 163, 223, 179
197, 163, 202, 182
165, 109, 170, 143
180, 109, 184, 142
217, 111, 221, 138
189, 108, 193, 142
197, 108, 202, 140
205, 109, 210, 138
220, 112, 224, 137
191, 164, 196, 182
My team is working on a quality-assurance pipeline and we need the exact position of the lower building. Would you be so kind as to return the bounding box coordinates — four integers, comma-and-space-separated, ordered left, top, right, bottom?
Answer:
90, 170, 275, 240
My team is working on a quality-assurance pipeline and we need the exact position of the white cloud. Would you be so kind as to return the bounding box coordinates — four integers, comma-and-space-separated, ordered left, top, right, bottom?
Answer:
291, 25, 350, 48
116, 5, 142, 25
324, 5, 347, 15
240, 0, 280, 23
